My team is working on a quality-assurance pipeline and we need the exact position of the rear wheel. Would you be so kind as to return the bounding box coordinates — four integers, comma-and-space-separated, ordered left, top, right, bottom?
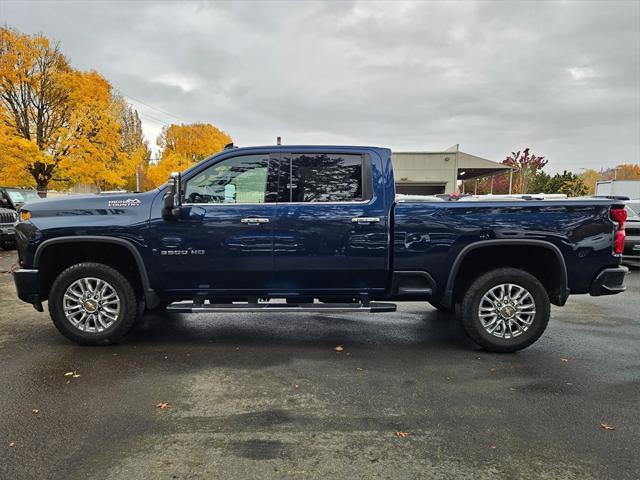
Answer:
48, 262, 139, 345
458, 268, 550, 352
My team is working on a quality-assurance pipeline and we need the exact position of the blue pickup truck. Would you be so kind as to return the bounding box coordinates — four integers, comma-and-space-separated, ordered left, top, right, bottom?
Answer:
13, 145, 629, 352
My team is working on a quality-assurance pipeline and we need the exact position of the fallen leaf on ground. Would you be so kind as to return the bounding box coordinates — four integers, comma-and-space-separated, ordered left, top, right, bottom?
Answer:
490, 444, 497, 449
489, 368, 496, 373
560, 358, 569, 363
294, 384, 299, 389
64, 371, 76, 376
334, 345, 343, 352
395, 431, 411, 438
72, 374, 81, 378
600, 423, 615, 431
156, 402, 171, 409
32, 409, 39, 414
9, 442, 15, 447
356, 367, 364, 371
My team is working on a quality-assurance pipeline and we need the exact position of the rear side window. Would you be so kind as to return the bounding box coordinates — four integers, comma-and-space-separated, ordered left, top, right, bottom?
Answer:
285, 153, 364, 202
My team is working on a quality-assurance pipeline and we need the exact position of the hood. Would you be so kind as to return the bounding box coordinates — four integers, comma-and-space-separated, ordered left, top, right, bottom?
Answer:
22, 190, 160, 218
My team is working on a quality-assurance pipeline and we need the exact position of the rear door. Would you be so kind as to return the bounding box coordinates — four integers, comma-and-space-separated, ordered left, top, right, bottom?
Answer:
272, 150, 389, 296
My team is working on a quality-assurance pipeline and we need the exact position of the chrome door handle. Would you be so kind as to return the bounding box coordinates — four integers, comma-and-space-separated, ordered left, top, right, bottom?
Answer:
351, 217, 380, 224
241, 217, 270, 224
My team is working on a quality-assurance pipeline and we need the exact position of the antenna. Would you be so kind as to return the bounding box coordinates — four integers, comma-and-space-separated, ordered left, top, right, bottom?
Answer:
276, 136, 281, 145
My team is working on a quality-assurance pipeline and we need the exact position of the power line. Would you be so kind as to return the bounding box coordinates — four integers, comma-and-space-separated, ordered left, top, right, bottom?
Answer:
113, 86, 189, 123
137, 111, 170, 126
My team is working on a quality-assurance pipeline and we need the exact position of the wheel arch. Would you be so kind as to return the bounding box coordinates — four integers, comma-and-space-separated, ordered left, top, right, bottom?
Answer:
34, 236, 159, 308
443, 239, 569, 308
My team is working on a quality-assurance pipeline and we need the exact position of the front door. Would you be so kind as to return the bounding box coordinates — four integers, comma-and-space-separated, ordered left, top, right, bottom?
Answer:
272, 151, 389, 297
156, 152, 278, 295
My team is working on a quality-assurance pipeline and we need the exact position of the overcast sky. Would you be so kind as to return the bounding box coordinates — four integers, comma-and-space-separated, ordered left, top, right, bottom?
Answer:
1, 0, 639, 172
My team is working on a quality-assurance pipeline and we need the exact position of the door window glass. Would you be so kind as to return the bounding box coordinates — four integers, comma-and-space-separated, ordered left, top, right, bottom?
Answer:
184, 155, 271, 204
288, 153, 363, 202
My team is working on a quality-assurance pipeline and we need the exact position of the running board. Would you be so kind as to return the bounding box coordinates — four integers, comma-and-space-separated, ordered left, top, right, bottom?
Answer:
166, 302, 397, 314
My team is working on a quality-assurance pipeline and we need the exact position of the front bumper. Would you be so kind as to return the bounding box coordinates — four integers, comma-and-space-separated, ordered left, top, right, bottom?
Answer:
0, 224, 16, 241
13, 268, 43, 311
589, 266, 628, 296
623, 239, 640, 267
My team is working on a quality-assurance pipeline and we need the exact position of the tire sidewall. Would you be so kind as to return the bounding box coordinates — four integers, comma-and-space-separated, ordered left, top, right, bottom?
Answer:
49, 263, 136, 344
463, 269, 550, 351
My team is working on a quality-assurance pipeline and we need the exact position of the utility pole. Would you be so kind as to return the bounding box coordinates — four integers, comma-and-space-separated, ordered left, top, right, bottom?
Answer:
508, 168, 514, 194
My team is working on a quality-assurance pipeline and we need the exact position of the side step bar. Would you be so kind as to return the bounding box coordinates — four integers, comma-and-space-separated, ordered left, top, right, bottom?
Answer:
166, 302, 397, 314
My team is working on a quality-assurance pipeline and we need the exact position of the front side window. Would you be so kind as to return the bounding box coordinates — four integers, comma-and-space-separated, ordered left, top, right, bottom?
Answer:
184, 154, 271, 204
286, 153, 364, 202
6, 189, 39, 203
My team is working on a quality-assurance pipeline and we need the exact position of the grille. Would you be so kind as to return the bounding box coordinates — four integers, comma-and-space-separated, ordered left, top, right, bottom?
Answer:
0, 210, 17, 225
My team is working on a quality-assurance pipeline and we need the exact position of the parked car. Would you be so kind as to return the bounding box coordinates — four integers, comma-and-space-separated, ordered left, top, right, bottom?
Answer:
12, 145, 628, 352
623, 200, 640, 268
0, 207, 18, 250
0, 187, 40, 211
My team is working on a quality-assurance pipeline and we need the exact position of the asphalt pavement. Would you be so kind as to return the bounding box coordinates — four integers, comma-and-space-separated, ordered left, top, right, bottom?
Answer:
0, 248, 638, 480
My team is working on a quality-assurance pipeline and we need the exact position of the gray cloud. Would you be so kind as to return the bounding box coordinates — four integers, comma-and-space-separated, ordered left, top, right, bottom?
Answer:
1, 0, 638, 171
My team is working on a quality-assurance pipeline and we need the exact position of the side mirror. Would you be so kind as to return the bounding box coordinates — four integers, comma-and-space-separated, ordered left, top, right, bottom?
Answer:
162, 172, 182, 220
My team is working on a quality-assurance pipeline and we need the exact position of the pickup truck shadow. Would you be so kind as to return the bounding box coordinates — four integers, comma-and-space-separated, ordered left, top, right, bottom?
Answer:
125, 307, 475, 353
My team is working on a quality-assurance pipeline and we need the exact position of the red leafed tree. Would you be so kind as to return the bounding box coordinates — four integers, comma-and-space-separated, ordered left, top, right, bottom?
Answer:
504, 148, 548, 194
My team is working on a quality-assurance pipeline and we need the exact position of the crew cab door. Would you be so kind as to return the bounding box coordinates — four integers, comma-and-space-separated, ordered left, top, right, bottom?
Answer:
155, 152, 278, 294
272, 151, 389, 296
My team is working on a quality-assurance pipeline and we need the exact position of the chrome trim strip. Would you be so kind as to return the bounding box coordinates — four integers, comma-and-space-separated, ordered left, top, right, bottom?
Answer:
181, 199, 374, 206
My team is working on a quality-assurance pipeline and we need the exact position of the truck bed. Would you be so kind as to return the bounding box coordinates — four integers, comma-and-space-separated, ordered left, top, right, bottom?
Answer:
392, 198, 623, 302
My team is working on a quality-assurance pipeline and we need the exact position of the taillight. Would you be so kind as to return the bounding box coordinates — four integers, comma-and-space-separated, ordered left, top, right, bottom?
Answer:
610, 207, 627, 255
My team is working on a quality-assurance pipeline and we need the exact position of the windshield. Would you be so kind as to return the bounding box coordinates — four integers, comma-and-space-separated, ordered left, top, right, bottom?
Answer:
626, 202, 640, 217
6, 189, 40, 203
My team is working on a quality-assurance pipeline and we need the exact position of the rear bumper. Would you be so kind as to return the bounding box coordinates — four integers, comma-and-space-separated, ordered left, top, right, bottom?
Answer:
13, 268, 43, 311
589, 266, 628, 296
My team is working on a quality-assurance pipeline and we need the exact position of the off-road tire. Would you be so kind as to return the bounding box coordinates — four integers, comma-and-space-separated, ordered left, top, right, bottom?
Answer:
458, 268, 550, 353
49, 262, 139, 345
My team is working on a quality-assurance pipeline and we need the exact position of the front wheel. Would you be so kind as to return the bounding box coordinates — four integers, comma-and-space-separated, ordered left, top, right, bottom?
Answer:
48, 262, 139, 345
458, 268, 550, 353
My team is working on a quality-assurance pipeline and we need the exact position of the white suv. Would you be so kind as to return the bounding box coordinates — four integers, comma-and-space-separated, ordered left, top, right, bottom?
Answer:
623, 201, 640, 268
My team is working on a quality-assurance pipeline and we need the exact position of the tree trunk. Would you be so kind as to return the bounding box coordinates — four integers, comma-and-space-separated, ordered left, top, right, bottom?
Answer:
36, 181, 48, 198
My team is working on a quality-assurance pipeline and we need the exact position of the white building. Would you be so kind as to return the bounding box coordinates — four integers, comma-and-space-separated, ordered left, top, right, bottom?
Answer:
392, 145, 510, 195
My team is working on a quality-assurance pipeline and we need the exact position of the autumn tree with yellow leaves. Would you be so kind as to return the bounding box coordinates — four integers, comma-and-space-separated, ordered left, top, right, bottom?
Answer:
147, 123, 232, 186
0, 28, 148, 195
